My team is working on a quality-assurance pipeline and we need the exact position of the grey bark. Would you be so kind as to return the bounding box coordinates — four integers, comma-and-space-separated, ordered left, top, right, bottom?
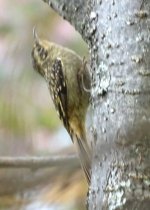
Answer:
42, 0, 150, 209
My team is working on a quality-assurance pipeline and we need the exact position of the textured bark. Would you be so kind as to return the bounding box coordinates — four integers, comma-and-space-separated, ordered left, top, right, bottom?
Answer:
88, 1, 150, 209
42, 0, 150, 209
42, 0, 95, 42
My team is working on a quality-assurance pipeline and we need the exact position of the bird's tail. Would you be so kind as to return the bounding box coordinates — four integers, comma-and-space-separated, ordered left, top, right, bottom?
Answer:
73, 135, 91, 184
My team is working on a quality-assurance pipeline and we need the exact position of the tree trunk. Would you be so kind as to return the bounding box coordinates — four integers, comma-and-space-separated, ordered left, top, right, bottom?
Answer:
42, 0, 150, 209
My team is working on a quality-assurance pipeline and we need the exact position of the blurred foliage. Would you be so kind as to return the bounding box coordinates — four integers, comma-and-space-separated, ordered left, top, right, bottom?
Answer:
0, 0, 88, 209
37, 107, 61, 130
0, 96, 24, 134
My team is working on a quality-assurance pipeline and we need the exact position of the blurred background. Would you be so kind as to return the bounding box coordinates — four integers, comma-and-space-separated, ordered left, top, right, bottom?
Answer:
0, 0, 89, 209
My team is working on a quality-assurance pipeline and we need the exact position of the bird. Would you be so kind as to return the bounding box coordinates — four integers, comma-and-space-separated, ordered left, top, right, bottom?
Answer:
31, 28, 91, 184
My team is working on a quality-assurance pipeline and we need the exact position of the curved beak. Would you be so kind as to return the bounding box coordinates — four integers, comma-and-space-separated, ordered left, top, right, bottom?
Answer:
33, 26, 39, 43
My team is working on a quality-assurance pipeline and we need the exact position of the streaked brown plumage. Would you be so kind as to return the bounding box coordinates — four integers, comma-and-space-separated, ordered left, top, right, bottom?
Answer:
31, 29, 91, 184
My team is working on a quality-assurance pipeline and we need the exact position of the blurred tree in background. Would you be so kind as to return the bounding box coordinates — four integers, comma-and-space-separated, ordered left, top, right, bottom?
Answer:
0, 0, 88, 209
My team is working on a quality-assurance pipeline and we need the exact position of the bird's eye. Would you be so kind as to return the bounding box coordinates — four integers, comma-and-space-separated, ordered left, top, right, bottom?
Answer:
40, 48, 48, 60
36, 44, 41, 52
35, 43, 48, 60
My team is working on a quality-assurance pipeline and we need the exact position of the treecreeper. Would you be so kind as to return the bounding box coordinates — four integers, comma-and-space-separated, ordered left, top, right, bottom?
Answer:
31, 29, 91, 184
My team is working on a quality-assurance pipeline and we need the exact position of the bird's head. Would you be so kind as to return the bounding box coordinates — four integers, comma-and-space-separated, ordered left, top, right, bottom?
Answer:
31, 27, 50, 78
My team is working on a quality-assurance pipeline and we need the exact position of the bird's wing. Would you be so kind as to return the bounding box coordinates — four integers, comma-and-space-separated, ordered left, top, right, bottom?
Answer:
47, 58, 70, 131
